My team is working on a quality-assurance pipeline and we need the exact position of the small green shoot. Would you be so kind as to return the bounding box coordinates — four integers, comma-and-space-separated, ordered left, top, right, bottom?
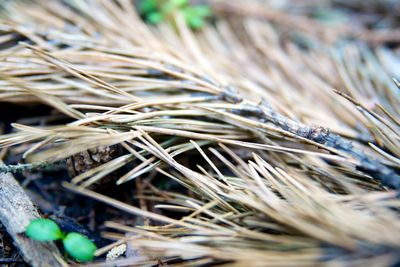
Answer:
25, 218, 97, 263
63, 233, 97, 263
147, 11, 164, 25
25, 218, 63, 241
138, 0, 157, 14
139, 0, 212, 29
183, 5, 211, 29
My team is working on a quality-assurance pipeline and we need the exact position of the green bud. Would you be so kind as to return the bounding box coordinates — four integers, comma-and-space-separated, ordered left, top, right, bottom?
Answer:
63, 232, 97, 262
170, 0, 188, 7
186, 16, 205, 30
190, 5, 212, 17
147, 11, 164, 25
25, 218, 63, 241
138, 0, 158, 14
162, 0, 188, 12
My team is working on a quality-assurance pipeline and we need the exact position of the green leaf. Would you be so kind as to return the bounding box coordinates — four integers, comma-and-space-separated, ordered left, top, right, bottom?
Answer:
182, 5, 211, 29
147, 11, 163, 25
161, 2, 175, 13
63, 232, 97, 263
139, 0, 158, 14
26, 218, 63, 241
170, 0, 188, 7
189, 5, 212, 17
161, 0, 188, 13
186, 16, 205, 30
183, 6, 209, 30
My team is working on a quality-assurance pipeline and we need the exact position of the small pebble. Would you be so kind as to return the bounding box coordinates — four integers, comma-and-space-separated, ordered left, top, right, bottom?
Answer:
106, 243, 127, 261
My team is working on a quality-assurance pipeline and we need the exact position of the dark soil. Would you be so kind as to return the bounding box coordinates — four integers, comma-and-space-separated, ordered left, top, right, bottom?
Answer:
0, 223, 26, 267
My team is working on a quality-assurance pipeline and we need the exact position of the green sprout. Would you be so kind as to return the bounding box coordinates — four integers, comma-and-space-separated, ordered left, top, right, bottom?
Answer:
63, 233, 97, 263
139, 0, 212, 29
26, 218, 64, 241
25, 218, 97, 263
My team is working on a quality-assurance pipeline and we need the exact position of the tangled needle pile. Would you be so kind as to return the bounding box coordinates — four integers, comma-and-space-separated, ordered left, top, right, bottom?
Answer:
0, 0, 399, 266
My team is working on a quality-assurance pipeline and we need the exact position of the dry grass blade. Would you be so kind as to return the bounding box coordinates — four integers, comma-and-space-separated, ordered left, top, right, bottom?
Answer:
0, 0, 399, 266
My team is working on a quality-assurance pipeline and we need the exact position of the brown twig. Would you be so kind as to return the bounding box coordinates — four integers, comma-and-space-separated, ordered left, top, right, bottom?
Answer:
228, 99, 400, 189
